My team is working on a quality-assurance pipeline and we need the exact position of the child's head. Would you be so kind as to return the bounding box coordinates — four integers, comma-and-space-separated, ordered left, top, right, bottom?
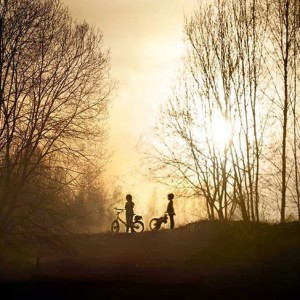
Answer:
167, 193, 174, 201
126, 194, 132, 201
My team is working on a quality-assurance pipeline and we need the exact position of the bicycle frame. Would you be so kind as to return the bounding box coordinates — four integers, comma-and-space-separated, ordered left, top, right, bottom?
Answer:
114, 208, 131, 228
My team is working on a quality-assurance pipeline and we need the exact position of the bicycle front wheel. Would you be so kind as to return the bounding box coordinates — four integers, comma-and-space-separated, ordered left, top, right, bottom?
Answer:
111, 220, 120, 233
131, 221, 144, 233
149, 218, 159, 231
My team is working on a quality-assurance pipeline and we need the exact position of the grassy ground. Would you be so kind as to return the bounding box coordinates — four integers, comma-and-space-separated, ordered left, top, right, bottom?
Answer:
1, 221, 300, 299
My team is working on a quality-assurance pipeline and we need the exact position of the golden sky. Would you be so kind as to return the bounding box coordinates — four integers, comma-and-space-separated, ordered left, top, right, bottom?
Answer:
63, 0, 199, 220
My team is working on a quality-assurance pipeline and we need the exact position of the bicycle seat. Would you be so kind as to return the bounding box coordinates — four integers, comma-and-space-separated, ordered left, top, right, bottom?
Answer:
134, 215, 142, 221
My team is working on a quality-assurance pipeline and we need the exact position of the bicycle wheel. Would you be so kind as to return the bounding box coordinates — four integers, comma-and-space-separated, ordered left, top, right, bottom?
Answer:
149, 218, 159, 231
131, 221, 144, 233
111, 220, 120, 233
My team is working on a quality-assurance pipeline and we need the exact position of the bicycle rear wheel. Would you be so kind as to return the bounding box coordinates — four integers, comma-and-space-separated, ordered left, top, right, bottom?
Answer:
111, 220, 120, 233
131, 221, 144, 233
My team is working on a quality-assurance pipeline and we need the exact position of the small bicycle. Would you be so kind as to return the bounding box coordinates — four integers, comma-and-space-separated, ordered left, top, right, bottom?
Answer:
111, 208, 144, 233
149, 212, 168, 231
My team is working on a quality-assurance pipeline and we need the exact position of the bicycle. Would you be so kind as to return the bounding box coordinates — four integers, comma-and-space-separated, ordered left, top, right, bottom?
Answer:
149, 212, 168, 231
111, 208, 144, 233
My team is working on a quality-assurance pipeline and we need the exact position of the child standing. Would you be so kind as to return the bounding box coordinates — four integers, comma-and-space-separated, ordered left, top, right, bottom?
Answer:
166, 193, 175, 229
125, 194, 134, 233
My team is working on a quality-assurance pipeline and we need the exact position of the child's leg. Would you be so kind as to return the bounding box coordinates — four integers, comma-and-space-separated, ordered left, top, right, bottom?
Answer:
129, 214, 133, 232
169, 214, 174, 229
126, 214, 130, 232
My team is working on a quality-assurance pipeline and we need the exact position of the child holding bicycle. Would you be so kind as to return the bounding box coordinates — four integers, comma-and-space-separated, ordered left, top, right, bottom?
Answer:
125, 194, 134, 233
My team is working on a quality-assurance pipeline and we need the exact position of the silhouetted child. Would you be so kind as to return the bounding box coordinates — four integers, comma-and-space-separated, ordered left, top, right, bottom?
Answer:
167, 193, 175, 229
125, 194, 134, 233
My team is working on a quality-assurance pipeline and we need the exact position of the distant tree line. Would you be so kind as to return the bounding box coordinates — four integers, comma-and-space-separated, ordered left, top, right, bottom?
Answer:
147, 0, 300, 223
0, 0, 113, 240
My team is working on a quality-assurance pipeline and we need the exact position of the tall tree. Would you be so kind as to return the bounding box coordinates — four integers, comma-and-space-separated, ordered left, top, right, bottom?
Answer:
0, 0, 113, 237
267, 0, 300, 222
146, 0, 299, 222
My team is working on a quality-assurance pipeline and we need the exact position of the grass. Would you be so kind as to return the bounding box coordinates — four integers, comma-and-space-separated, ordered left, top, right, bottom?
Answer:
0, 220, 300, 299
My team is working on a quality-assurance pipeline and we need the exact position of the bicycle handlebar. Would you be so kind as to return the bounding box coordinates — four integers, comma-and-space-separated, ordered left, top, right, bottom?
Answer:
114, 207, 125, 211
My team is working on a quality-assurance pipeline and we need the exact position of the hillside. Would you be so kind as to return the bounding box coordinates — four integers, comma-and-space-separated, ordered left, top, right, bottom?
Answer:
1, 221, 300, 299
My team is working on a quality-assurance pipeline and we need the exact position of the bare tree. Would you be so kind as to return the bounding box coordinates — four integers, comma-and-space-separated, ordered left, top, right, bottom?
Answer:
265, 0, 300, 222
146, 0, 287, 222
0, 0, 113, 237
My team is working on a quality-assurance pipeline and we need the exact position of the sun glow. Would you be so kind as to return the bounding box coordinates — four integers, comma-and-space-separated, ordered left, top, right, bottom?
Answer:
211, 116, 232, 152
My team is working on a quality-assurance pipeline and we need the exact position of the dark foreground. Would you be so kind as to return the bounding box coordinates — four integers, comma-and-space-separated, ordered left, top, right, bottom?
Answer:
1, 221, 300, 299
